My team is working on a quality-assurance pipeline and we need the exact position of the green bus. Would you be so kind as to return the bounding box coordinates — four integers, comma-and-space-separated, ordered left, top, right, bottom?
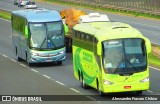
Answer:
11, 9, 66, 66
72, 22, 151, 95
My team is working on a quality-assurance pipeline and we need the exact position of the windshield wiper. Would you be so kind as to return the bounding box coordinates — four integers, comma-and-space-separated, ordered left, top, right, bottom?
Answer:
40, 37, 47, 49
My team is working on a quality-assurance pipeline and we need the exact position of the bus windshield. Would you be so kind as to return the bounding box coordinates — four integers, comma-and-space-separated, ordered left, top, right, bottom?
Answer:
29, 21, 64, 50
102, 38, 147, 74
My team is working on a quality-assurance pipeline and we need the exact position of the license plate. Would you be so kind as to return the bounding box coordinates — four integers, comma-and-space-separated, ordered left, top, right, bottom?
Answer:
45, 60, 52, 62
124, 86, 131, 89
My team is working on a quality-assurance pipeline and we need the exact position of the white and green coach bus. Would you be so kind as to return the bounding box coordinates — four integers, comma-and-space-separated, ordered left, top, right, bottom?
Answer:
72, 22, 151, 95
11, 9, 66, 66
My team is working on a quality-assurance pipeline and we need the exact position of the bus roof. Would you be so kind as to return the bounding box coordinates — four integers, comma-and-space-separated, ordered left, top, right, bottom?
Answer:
79, 13, 109, 23
73, 22, 144, 41
12, 8, 62, 22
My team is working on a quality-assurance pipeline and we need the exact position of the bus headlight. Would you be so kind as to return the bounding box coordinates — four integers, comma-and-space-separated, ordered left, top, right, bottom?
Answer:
31, 52, 39, 56
104, 80, 113, 85
59, 50, 64, 54
140, 77, 149, 83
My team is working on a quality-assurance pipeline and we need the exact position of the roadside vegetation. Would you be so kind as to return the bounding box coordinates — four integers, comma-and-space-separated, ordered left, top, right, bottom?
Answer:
0, 10, 11, 20
42, 0, 160, 19
149, 45, 160, 68
0, 9, 160, 68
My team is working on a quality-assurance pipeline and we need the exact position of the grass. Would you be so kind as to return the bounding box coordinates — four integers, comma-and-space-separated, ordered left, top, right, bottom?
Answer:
0, 10, 11, 20
0, 8, 160, 68
148, 52, 160, 68
43, 0, 160, 19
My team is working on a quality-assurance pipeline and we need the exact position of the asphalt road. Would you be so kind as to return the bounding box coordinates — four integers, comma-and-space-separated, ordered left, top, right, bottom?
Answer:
0, 0, 160, 104
0, 0, 160, 45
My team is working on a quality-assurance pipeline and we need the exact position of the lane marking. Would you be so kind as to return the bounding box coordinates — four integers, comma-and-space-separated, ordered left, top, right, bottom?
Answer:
55, 81, 65, 86
113, 19, 160, 29
147, 90, 154, 93
30, 69, 38, 73
86, 96, 96, 101
0, 18, 11, 22
70, 88, 80, 93
151, 42, 160, 46
149, 66, 160, 71
2, 54, 8, 58
10, 59, 17, 63
20, 64, 27, 68
43, 74, 51, 79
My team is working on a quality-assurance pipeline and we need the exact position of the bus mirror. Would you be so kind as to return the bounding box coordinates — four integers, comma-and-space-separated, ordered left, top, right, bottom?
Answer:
97, 42, 102, 55
25, 25, 28, 39
64, 24, 68, 36
145, 38, 151, 53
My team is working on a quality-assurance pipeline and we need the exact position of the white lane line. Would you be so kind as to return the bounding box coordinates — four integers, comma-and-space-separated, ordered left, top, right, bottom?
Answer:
20, 64, 27, 68
0, 18, 11, 22
86, 96, 96, 101
149, 66, 160, 71
30, 69, 38, 73
113, 19, 160, 29
147, 90, 154, 93
10, 59, 16, 62
70, 88, 80, 93
151, 42, 160, 46
2, 54, 8, 58
43, 74, 51, 79
55, 81, 65, 86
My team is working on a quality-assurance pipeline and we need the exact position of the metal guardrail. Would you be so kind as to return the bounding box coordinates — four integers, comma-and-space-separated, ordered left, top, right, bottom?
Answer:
51, 0, 160, 16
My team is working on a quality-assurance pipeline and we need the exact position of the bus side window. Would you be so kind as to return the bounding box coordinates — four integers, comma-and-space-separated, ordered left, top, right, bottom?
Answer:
73, 30, 76, 38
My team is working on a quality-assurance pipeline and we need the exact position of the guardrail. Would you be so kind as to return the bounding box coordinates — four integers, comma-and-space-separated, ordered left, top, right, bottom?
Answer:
51, 0, 160, 16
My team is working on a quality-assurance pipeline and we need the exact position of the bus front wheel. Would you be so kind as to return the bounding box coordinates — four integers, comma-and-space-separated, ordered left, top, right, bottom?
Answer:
97, 81, 105, 96
136, 91, 142, 95
15, 47, 22, 62
57, 61, 62, 65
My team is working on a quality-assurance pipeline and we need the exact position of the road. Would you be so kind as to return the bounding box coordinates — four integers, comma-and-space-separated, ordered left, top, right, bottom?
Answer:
0, 0, 160, 45
0, 0, 160, 104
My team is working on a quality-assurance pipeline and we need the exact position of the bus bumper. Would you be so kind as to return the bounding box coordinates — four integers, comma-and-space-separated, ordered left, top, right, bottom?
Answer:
28, 48, 66, 63
102, 82, 149, 93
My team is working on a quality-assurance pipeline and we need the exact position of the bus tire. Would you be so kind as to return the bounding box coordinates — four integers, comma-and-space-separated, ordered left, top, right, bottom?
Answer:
136, 91, 142, 95
80, 73, 88, 89
26, 53, 32, 66
15, 47, 22, 62
97, 80, 105, 96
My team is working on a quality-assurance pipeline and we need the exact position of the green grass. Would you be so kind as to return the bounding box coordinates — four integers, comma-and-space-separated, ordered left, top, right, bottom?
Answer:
0, 10, 11, 20
0, 8, 160, 68
148, 52, 160, 68
44, 0, 160, 19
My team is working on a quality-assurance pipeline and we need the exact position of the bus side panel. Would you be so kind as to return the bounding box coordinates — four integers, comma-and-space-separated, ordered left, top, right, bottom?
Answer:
20, 32, 28, 60
12, 31, 22, 59
73, 45, 100, 89
73, 45, 80, 80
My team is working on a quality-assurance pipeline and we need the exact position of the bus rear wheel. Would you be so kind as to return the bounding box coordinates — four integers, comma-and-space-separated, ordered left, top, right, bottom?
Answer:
80, 74, 88, 89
